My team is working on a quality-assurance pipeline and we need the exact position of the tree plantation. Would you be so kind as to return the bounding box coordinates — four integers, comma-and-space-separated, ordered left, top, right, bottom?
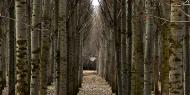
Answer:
0, 0, 190, 95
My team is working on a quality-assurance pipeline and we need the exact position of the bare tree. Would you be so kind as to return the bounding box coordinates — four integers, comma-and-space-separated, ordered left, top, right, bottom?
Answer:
169, 0, 184, 94
57, 0, 67, 94
144, 0, 155, 95
15, 0, 29, 94
30, 0, 42, 94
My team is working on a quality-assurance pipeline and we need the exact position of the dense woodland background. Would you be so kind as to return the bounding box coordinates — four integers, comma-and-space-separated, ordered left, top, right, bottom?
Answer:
0, 0, 190, 95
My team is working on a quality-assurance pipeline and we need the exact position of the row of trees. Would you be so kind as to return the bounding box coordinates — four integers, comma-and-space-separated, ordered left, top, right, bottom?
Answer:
0, 0, 93, 95
96, 0, 190, 95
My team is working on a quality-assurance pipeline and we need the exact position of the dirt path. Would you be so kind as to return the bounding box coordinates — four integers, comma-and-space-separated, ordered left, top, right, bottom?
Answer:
2, 70, 114, 95
78, 70, 114, 95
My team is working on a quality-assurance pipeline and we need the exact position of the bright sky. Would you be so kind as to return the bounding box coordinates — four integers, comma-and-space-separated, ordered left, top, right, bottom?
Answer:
92, 0, 99, 6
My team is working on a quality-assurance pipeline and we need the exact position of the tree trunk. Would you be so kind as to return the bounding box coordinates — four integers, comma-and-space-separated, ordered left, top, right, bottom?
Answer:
0, 4, 3, 93
121, 0, 127, 94
169, 0, 184, 94
0, 0, 7, 91
126, 0, 132, 94
15, 0, 29, 94
2, 19, 7, 91
54, 0, 61, 94
144, 0, 155, 95
160, 0, 170, 94
40, 0, 51, 94
131, 0, 144, 95
184, 4, 190, 95
161, 22, 170, 95
30, 0, 41, 94
153, 29, 159, 95
0, 31, 2, 95
114, 0, 122, 94
26, 0, 31, 93
8, 0, 16, 94
58, 0, 67, 94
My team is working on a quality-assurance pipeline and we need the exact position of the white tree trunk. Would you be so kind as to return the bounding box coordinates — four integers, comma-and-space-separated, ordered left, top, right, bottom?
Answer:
169, 0, 184, 95
15, 0, 29, 94
30, 0, 41, 94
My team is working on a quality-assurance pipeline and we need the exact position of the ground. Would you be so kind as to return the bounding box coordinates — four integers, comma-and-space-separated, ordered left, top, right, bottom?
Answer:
2, 70, 114, 95
78, 70, 114, 95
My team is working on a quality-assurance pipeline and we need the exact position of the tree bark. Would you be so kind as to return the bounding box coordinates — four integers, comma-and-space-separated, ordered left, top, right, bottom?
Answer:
169, 0, 184, 94
8, 0, 16, 94
126, 0, 132, 94
40, 0, 51, 94
15, 0, 29, 94
144, 0, 155, 95
0, 3, 3, 92
161, 22, 170, 95
121, 0, 127, 94
58, 0, 67, 94
131, 0, 144, 95
26, 0, 31, 93
30, 0, 41, 94
184, 4, 190, 95
114, 0, 122, 94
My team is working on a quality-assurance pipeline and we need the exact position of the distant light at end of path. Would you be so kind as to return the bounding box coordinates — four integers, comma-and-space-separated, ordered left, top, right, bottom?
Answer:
90, 57, 96, 62
92, 0, 99, 6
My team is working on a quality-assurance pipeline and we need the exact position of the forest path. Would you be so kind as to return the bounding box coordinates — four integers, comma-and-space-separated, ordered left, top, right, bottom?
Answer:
78, 70, 114, 95
2, 70, 114, 95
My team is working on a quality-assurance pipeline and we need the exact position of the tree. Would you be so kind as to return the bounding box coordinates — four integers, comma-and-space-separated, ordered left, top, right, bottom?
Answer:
0, 1, 3, 93
159, 0, 170, 95
121, 0, 127, 94
184, 3, 189, 95
26, 0, 31, 92
126, 0, 132, 94
40, 0, 51, 94
131, 0, 144, 94
0, 1, 7, 90
0, 24, 3, 95
8, 0, 16, 94
15, 0, 29, 94
57, 0, 67, 94
30, 0, 41, 94
114, 0, 123, 94
169, 0, 184, 94
144, 0, 155, 95
55, 0, 60, 94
